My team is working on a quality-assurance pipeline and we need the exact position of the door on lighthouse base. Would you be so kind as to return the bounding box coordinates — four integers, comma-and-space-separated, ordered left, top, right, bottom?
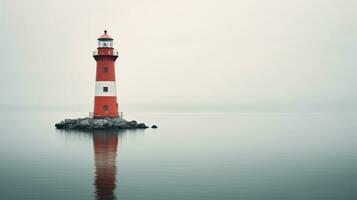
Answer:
103, 105, 109, 115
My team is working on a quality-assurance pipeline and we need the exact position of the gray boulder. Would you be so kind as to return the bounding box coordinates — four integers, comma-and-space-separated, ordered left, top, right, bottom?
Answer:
78, 119, 91, 128
137, 123, 149, 128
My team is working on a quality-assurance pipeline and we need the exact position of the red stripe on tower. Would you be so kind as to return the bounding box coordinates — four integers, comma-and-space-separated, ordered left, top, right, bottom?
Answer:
93, 30, 119, 118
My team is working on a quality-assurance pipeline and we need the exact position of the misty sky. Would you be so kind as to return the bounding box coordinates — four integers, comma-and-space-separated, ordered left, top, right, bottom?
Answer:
0, 0, 356, 111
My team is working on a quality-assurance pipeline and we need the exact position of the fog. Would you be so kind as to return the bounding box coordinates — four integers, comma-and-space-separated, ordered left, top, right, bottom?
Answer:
0, 0, 356, 112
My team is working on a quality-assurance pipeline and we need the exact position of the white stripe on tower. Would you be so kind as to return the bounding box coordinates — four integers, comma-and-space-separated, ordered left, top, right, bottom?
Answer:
95, 81, 117, 96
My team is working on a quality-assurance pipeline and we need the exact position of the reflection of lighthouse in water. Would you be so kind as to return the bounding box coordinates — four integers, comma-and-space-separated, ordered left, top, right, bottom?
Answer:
93, 132, 119, 200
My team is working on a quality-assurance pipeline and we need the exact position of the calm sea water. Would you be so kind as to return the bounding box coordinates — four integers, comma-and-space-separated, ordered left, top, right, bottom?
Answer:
0, 111, 356, 200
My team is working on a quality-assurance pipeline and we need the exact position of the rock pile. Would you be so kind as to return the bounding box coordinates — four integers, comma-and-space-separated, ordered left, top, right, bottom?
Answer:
55, 117, 148, 130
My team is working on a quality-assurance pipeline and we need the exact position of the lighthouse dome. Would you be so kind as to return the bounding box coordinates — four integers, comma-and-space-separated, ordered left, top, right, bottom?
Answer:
98, 30, 113, 41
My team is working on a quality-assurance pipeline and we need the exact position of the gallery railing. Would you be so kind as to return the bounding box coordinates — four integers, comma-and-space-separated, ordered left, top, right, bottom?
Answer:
93, 50, 119, 56
89, 112, 123, 118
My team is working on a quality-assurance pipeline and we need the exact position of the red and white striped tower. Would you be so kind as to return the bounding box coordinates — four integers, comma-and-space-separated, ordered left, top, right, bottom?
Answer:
93, 30, 119, 118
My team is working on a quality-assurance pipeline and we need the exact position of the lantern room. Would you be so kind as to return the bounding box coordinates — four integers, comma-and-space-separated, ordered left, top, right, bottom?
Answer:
98, 30, 113, 48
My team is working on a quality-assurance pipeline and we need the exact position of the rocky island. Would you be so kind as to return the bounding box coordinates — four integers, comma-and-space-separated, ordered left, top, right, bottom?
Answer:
55, 117, 148, 130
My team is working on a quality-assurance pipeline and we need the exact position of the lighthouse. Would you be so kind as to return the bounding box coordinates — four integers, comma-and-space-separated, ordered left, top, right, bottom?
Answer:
92, 30, 119, 118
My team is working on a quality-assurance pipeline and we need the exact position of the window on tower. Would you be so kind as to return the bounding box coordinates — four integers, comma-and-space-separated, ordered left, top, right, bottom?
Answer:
103, 67, 109, 73
103, 87, 108, 92
103, 105, 109, 111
